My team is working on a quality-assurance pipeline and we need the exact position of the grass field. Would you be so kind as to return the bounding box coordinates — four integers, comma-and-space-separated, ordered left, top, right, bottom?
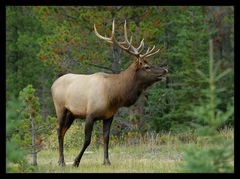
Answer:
30, 128, 233, 173
36, 143, 182, 173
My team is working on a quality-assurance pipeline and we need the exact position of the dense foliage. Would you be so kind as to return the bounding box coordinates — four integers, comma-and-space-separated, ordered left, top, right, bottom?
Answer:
6, 6, 234, 172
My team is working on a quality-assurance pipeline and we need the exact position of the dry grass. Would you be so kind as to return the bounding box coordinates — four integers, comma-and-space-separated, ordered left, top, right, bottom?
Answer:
36, 144, 182, 173
29, 127, 234, 173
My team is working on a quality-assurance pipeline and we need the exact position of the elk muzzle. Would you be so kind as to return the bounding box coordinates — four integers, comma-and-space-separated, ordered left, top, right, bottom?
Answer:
150, 66, 168, 81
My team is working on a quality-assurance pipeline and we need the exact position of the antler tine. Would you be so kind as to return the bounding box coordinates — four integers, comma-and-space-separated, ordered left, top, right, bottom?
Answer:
118, 20, 128, 45
114, 21, 132, 50
149, 45, 156, 53
94, 19, 116, 43
94, 24, 112, 43
136, 39, 145, 53
140, 45, 160, 59
127, 36, 133, 50
142, 47, 150, 56
122, 20, 143, 55
115, 20, 139, 55
111, 19, 115, 39
145, 48, 160, 58
124, 20, 129, 43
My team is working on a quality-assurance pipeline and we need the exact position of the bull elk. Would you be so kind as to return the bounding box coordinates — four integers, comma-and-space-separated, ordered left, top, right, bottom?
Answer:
51, 20, 168, 167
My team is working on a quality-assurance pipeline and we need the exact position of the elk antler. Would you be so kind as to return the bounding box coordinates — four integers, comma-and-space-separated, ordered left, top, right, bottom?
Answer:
94, 20, 160, 59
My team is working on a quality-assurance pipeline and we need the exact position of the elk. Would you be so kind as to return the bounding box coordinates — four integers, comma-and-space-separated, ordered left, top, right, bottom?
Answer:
51, 20, 168, 167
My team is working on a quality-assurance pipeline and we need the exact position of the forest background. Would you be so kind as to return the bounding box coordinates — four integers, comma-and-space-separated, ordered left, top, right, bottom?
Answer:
6, 6, 234, 173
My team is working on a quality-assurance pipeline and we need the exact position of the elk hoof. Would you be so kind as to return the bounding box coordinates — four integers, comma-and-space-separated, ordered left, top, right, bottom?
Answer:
73, 161, 80, 167
103, 160, 111, 166
58, 161, 66, 167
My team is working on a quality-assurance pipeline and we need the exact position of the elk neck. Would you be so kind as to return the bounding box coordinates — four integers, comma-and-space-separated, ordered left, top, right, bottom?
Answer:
108, 62, 144, 108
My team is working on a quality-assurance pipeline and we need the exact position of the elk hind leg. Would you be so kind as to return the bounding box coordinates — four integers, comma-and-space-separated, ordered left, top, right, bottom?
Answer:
57, 109, 75, 166
103, 117, 113, 165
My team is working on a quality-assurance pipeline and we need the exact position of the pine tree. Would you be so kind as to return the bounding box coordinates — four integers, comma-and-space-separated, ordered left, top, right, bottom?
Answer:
6, 98, 29, 172
14, 85, 55, 166
179, 39, 234, 173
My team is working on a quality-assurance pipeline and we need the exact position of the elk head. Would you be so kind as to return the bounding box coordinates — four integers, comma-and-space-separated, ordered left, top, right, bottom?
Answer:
94, 20, 168, 88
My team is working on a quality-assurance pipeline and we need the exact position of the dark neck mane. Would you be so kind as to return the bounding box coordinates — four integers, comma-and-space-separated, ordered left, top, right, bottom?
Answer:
111, 63, 144, 107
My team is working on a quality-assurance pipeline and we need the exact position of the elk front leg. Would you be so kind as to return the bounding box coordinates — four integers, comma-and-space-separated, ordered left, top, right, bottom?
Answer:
103, 117, 113, 165
73, 116, 94, 167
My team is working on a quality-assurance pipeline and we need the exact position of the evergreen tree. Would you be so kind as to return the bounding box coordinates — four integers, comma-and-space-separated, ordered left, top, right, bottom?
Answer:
179, 39, 234, 173
13, 85, 55, 166
6, 98, 29, 172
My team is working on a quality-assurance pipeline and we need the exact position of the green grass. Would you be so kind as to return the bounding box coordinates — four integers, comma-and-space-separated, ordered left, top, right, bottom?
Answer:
9, 129, 234, 173
36, 143, 182, 173
9, 128, 233, 173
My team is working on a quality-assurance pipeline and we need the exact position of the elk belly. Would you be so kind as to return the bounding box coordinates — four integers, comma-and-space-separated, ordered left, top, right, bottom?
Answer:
104, 108, 118, 119
64, 86, 88, 118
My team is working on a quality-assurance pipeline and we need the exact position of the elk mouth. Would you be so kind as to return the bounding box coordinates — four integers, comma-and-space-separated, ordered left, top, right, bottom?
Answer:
157, 76, 166, 80
156, 68, 168, 80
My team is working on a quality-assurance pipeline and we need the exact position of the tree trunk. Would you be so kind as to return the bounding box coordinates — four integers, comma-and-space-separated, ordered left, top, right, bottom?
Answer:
30, 114, 37, 166
111, 44, 121, 73
39, 74, 50, 121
